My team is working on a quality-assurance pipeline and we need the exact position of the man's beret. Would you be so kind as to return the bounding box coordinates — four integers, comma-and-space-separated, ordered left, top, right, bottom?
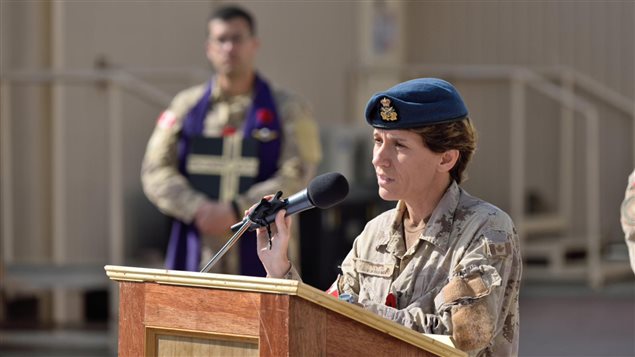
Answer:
365, 78, 468, 129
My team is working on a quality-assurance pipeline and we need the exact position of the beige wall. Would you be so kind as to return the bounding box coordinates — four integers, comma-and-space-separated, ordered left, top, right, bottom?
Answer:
405, 1, 634, 241
1, 1, 633, 266
238, 1, 359, 123
1, 1, 52, 262
406, 1, 634, 97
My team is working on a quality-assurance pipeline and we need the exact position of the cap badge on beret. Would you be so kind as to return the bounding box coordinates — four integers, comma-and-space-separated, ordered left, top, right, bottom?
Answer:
379, 97, 398, 122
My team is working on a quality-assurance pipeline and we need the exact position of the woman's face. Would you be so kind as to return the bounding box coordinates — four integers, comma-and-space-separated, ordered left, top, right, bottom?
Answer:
372, 128, 445, 202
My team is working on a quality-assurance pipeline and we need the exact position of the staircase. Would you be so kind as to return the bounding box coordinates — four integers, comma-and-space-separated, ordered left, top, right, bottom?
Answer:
512, 67, 634, 288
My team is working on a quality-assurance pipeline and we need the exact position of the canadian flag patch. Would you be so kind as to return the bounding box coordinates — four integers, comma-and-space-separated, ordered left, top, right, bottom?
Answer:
157, 110, 177, 129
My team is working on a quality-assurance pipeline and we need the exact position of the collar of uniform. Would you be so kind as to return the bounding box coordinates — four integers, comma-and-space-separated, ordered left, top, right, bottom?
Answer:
376, 201, 407, 255
211, 79, 253, 102
420, 181, 462, 253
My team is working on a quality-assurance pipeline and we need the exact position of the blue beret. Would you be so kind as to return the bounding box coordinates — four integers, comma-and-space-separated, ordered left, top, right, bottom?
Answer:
365, 78, 468, 129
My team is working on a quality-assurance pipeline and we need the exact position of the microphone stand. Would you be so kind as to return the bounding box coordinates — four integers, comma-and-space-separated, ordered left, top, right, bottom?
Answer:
200, 217, 254, 273
199, 191, 285, 274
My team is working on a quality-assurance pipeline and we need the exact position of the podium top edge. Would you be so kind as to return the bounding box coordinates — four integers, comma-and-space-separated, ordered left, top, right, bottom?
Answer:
104, 265, 300, 295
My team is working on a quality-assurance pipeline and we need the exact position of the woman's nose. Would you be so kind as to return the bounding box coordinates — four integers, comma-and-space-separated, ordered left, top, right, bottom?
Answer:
372, 144, 389, 167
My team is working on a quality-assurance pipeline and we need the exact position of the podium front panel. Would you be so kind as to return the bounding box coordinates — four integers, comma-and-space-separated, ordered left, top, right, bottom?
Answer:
145, 327, 258, 356
143, 283, 260, 336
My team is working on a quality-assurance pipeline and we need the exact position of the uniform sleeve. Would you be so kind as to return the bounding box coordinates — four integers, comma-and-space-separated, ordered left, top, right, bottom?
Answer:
350, 228, 520, 353
433, 229, 520, 351
233, 93, 322, 214
620, 169, 635, 273
141, 88, 207, 223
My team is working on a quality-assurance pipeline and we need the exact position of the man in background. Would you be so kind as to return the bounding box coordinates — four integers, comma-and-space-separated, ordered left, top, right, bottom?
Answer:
620, 169, 635, 274
141, 5, 322, 275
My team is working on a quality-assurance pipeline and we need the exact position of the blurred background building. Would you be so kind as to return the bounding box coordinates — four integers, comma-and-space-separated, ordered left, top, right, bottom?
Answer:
1, 1, 633, 356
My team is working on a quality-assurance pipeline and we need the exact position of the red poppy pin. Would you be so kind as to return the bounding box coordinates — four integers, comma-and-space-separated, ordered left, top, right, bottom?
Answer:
256, 108, 273, 125
385, 292, 397, 308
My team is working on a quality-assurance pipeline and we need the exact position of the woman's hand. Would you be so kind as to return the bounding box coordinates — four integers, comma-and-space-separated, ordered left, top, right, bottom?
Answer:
244, 196, 293, 278
256, 209, 292, 278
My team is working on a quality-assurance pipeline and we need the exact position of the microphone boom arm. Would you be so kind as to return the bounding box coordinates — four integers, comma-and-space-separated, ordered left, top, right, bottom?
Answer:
201, 191, 285, 273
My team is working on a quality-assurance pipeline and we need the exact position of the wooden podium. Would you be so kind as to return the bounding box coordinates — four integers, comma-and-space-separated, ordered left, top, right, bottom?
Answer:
105, 265, 466, 357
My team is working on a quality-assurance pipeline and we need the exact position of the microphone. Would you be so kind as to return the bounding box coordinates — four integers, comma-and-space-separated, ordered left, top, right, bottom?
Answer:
230, 172, 349, 232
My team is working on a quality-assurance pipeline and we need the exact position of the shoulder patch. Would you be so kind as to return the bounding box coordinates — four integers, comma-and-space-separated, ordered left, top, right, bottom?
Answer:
157, 110, 177, 129
483, 230, 512, 257
486, 241, 512, 257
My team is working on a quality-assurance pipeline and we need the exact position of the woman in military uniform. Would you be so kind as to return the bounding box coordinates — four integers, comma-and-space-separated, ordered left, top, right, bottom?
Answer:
255, 78, 522, 356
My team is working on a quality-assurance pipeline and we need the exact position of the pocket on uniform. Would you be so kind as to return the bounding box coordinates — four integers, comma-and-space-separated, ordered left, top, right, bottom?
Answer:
354, 258, 395, 302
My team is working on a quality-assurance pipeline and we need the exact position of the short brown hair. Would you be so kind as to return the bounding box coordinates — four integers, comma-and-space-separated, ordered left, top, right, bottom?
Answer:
410, 118, 477, 184
208, 5, 256, 36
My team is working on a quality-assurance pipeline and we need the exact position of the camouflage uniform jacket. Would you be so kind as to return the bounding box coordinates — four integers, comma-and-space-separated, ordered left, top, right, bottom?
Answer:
141, 80, 322, 270
620, 169, 635, 273
336, 182, 521, 356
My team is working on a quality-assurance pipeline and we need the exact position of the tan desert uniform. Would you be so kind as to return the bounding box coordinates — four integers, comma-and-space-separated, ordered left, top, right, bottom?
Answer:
336, 182, 521, 357
620, 169, 635, 274
141, 81, 322, 273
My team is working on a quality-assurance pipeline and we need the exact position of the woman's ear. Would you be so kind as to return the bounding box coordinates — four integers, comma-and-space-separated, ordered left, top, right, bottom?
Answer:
439, 149, 459, 173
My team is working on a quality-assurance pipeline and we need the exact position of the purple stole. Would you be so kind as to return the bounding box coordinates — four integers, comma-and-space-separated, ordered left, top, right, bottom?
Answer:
165, 74, 282, 275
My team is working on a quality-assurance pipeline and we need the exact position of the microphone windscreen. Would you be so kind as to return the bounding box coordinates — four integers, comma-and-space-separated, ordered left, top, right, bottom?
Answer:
307, 172, 349, 209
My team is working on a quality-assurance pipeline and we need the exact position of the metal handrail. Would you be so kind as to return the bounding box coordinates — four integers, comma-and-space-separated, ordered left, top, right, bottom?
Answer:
0, 68, 190, 268
1, 69, 174, 106
538, 66, 634, 116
